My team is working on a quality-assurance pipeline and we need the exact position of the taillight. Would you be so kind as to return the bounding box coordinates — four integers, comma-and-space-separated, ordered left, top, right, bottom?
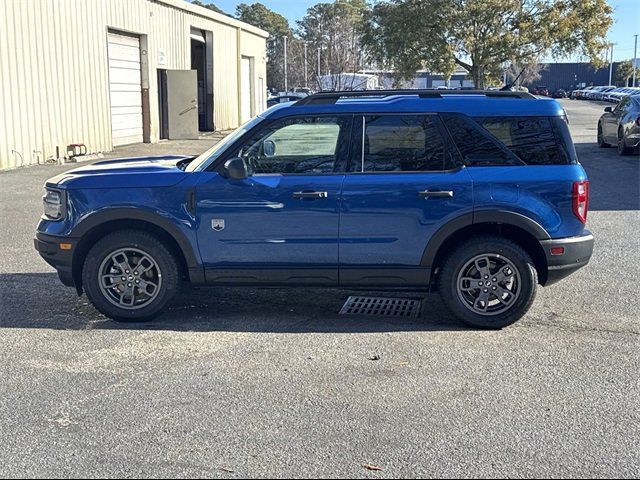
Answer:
572, 180, 589, 224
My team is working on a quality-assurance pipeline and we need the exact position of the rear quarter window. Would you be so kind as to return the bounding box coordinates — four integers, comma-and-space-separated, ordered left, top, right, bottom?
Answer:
440, 113, 522, 167
475, 116, 576, 165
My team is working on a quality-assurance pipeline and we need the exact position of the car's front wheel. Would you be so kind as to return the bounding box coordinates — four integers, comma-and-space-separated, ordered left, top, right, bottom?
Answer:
597, 123, 609, 147
82, 230, 180, 321
438, 236, 538, 329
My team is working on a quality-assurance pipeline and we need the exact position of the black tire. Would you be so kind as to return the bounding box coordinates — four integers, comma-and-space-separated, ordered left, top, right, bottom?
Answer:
597, 123, 609, 147
437, 235, 538, 329
82, 230, 179, 322
617, 127, 634, 155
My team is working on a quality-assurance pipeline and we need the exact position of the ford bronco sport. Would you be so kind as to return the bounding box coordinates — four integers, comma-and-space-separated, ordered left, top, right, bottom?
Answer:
35, 90, 594, 328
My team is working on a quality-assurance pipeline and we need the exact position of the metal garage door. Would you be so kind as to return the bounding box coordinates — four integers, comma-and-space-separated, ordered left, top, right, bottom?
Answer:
107, 31, 143, 146
241, 57, 252, 124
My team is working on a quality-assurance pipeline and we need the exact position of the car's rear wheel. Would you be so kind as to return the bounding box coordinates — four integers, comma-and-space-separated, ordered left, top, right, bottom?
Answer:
437, 236, 537, 329
82, 230, 179, 322
597, 123, 609, 147
617, 127, 634, 155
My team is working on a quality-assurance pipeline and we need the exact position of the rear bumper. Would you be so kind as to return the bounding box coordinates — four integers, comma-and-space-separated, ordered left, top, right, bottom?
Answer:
34, 232, 76, 287
540, 231, 594, 286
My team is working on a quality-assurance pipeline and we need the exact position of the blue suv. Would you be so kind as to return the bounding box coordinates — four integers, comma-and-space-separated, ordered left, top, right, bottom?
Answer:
35, 90, 594, 328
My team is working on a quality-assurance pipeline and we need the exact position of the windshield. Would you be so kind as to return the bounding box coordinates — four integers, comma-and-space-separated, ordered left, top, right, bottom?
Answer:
185, 116, 264, 172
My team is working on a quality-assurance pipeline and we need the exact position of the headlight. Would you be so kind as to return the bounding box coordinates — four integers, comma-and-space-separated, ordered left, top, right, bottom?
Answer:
42, 188, 65, 220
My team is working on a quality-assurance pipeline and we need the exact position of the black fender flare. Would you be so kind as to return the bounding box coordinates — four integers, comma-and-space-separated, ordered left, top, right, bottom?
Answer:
420, 210, 550, 268
70, 207, 201, 272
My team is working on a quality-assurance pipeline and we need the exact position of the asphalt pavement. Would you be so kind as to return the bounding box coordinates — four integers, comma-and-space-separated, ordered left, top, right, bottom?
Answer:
0, 99, 638, 478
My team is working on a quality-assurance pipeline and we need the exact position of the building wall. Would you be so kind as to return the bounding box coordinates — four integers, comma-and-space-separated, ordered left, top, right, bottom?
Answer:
0, 0, 268, 169
522, 62, 624, 93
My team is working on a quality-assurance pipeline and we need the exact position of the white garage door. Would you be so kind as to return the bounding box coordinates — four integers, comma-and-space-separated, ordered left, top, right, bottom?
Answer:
107, 32, 143, 146
241, 57, 252, 124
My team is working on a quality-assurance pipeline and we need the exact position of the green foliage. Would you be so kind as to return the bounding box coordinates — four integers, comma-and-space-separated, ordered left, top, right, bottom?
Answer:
190, 0, 225, 15
236, 3, 292, 91
363, 0, 613, 89
236, 3, 290, 38
615, 60, 639, 87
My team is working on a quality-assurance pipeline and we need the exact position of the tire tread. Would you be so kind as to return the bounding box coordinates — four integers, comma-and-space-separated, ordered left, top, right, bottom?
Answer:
437, 235, 538, 329
82, 229, 179, 322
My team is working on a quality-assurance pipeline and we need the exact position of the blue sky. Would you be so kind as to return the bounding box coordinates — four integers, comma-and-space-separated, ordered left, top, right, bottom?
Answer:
208, 0, 639, 61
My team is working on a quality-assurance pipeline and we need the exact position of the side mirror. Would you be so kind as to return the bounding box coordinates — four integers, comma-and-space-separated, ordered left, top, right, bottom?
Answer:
263, 140, 276, 157
604, 106, 613, 113
223, 157, 249, 180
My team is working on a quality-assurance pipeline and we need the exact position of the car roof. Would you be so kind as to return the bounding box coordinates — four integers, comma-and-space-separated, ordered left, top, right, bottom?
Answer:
261, 91, 565, 119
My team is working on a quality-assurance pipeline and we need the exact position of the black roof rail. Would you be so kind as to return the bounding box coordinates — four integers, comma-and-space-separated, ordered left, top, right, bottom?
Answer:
295, 89, 536, 105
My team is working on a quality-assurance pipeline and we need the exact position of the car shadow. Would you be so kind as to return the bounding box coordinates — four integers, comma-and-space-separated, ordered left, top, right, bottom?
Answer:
575, 141, 639, 211
0, 273, 469, 333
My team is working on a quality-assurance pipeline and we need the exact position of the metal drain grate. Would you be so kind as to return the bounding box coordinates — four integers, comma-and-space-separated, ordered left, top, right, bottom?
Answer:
339, 296, 422, 318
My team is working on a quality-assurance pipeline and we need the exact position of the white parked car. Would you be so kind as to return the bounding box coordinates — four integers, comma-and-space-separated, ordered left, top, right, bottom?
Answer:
605, 87, 640, 103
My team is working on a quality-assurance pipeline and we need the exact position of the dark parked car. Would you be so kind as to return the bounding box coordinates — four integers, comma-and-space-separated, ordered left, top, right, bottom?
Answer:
597, 95, 640, 155
532, 86, 550, 96
36, 90, 593, 329
552, 89, 568, 98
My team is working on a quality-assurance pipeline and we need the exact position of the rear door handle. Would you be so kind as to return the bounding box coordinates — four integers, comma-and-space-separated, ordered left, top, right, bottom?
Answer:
418, 190, 454, 198
292, 191, 328, 200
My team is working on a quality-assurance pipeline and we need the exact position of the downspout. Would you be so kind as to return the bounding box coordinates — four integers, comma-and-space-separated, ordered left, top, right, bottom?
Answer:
237, 27, 242, 128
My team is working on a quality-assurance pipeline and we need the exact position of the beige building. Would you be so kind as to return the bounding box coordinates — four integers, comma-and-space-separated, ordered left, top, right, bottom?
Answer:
0, 0, 269, 170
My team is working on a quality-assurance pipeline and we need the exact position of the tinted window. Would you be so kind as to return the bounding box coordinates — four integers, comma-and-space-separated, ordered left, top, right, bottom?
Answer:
441, 114, 522, 166
549, 117, 578, 164
235, 116, 349, 174
613, 96, 630, 113
476, 116, 571, 165
359, 115, 450, 172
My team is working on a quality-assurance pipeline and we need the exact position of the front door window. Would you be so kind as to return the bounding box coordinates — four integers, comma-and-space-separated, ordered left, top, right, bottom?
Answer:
233, 116, 350, 175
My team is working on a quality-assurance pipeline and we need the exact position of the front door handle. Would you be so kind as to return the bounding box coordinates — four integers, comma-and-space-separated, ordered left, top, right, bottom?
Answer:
292, 191, 329, 200
418, 190, 454, 198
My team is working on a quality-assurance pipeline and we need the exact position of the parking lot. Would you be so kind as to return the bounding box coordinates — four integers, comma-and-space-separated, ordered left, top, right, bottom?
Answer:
0, 99, 638, 477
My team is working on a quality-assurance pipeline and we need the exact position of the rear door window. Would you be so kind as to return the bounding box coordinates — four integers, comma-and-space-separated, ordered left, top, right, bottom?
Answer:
356, 115, 453, 172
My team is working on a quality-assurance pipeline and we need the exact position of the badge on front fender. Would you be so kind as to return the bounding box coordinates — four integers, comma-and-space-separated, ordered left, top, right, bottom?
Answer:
212, 219, 225, 231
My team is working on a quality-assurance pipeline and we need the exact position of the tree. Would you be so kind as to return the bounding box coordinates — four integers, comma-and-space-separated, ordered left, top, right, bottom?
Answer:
190, 0, 226, 15
363, 0, 613, 89
298, 0, 368, 89
615, 60, 639, 87
506, 59, 547, 87
236, 3, 292, 91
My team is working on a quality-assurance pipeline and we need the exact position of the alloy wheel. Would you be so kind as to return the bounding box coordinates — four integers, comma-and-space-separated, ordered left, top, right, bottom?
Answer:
456, 253, 521, 316
98, 248, 162, 310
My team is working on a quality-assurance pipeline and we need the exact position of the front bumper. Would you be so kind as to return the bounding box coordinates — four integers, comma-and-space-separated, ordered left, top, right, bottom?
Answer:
625, 127, 640, 148
540, 231, 594, 286
34, 232, 77, 287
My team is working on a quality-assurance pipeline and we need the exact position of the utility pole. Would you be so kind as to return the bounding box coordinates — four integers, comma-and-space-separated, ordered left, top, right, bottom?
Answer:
633, 34, 638, 87
317, 47, 321, 88
282, 36, 288, 93
303, 41, 308, 88
608, 43, 614, 86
